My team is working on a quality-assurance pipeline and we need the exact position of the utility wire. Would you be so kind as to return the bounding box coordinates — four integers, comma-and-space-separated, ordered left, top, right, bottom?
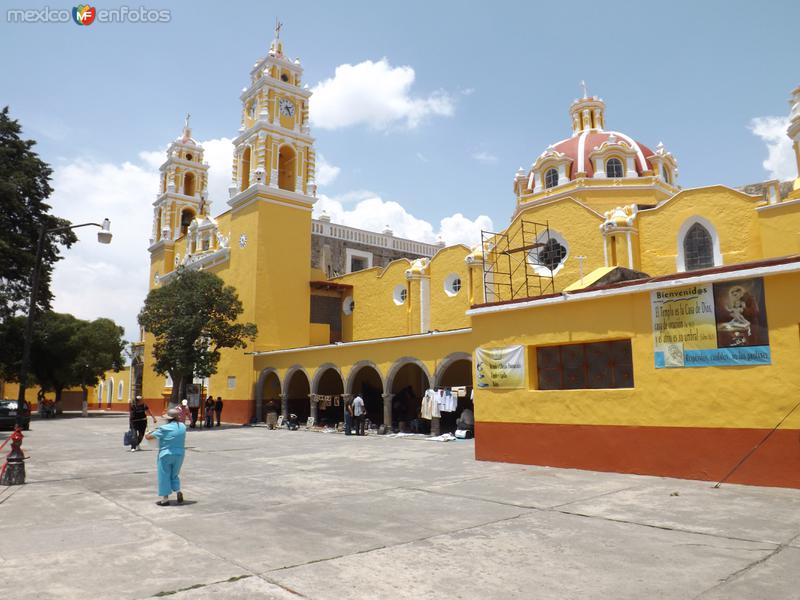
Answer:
714, 397, 800, 489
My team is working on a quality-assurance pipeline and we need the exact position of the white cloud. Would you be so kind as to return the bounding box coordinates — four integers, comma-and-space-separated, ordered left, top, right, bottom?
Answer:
313, 192, 492, 247
472, 151, 498, 164
315, 154, 340, 186
416, 152, 429, 163
48, 137, 234, 341
310, 59, 454, 130
199, 137, 235, 205
749, 116, 795, 181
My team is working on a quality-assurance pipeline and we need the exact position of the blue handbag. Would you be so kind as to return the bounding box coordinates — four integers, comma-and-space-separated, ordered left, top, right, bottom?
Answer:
123, 429, 134, 446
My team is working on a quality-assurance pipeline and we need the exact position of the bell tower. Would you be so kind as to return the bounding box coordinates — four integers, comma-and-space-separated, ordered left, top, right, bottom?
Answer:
225, 22, 316, 351
148, 117, 210, 289
229, 19, 316, 197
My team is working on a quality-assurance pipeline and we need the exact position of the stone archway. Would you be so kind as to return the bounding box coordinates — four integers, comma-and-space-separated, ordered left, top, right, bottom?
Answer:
283, 366, 310, 421
434, 353, 473, 434
385, 357, 431, 433
347, 361, 384, 429
255, 368, 281, 423
311, 364, 345, 427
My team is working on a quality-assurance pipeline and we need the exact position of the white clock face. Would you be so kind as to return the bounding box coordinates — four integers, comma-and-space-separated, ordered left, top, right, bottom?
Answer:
239, 233, 247, 248
279, 98, 295, 117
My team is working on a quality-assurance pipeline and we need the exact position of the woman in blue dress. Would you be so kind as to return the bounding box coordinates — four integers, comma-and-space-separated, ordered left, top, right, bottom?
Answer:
145, 407, 187, 506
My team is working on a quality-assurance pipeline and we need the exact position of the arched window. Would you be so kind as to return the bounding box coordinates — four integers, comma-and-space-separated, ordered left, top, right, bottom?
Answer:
606, 158, 624, 178
683, 223, 715, 271
107, 379, 114, 406
278, 145, 296, 191
117, 381, 124, 400
183, 172, 195, 197
240, 147, 251, 191
662, 165, 671, 184
544, 168, 559, 189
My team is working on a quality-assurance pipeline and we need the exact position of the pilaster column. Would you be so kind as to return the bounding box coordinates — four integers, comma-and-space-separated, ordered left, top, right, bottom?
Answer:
382, 393, 393, 434
279, 393, 288, 420
310, 394, 319, 423
430, 416, 441, 437
255, 393, 263, 423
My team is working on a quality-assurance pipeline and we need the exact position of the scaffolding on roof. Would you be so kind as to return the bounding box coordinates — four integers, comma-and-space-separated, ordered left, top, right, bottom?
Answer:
480, 220, 557, 303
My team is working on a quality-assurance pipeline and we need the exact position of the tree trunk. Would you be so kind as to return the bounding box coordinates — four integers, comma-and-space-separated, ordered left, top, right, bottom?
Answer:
81, 385, 88, 417
170, 373, 181, 406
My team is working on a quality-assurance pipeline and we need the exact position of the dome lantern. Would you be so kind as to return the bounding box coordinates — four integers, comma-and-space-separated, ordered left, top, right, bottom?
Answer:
570, 82, 605, 135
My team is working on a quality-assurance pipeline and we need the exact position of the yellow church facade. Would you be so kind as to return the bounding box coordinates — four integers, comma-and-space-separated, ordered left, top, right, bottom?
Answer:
139, 29, 800, 488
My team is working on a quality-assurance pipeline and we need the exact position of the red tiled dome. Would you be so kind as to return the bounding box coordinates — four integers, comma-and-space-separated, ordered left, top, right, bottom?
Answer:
549, 131, 655, 178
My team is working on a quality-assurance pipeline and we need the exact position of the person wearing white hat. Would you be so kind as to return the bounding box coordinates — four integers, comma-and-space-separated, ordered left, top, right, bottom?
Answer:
145, 407, 187, 506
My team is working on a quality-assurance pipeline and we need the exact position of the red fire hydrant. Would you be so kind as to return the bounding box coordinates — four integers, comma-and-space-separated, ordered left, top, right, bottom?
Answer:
0, 426, 26, 486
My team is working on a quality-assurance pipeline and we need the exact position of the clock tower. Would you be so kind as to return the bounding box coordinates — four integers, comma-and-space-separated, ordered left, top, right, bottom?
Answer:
224, 23, 316, 351
230, 20, 316, 196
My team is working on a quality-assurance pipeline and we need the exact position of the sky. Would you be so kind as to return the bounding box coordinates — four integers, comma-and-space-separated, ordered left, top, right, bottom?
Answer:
1, 0, 798, 341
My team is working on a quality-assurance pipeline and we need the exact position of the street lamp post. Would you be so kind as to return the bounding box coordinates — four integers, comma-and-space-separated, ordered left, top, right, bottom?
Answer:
17, 219, 113, 417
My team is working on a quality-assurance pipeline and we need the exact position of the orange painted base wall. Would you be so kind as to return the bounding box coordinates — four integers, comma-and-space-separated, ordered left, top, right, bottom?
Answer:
475, 421, 800, 489
141, 398, 255, 425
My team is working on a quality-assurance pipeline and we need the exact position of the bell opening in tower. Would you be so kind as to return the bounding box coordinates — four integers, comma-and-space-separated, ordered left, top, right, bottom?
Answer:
278, 145, 297, 191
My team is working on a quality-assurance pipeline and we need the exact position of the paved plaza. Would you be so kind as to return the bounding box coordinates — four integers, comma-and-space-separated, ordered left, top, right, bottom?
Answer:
1, 414, 799, 599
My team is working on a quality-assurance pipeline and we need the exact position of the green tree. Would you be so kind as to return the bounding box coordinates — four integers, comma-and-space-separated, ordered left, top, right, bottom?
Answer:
29, 312, 80, 405
138, 267, 257, 403
0, 107, 76, 324
71, 317, 126, 408
28, 313, 125, 409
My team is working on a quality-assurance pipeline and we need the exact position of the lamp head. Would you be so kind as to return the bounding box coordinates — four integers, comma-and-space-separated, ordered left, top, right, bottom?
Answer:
97, 218, 112, 244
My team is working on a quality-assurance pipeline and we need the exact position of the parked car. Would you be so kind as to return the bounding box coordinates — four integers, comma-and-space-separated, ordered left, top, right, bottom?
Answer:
0, 399, 31, 430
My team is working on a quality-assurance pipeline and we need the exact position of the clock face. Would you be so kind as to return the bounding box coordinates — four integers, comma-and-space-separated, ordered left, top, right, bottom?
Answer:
279, 98, 295, 117
239, 233, 247, 248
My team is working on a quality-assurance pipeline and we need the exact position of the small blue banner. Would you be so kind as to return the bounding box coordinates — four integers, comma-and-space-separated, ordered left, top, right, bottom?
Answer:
655, 346, 771, 368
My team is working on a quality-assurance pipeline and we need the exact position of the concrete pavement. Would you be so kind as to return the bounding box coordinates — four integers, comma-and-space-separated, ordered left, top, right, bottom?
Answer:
0, 414, 798, 599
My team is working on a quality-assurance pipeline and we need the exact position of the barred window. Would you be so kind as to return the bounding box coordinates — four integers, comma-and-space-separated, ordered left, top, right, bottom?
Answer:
683, 223, 714, 270
536, 238, 567, 271
606, 158, 624, 178
544, 168, 559, 189
537, 340, 634, 390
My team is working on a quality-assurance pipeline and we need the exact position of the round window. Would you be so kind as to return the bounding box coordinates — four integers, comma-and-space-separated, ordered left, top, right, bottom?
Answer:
186, 153, 193, 161
528, 232, 569, 275
393, 284, 408, 305
444, 273, 462, 297
342, 296, 355, 315
281, 73, 289, 83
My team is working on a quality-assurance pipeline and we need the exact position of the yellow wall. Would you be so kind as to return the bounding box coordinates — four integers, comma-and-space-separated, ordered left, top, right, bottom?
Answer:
470, 270, 800, 430
638, 186, 763, 275
334, 260, 413, 340
429, 246, 471, 331
757, 202, 800, 258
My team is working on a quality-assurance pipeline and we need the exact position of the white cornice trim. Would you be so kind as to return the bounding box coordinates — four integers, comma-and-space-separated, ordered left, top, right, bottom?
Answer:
241, 77, 312, 103
755, 197, 800, 212
160, 248, 231, 282
637, 184, 761, 214
152, 192, 204, 207
228, 184, 316, 212
159, 157, 210, 172
466, 259, 800, 316
518, 180, 676, 207
249, 327, 473, 357
148, 239, 175, 252
233, 121, 314, 146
